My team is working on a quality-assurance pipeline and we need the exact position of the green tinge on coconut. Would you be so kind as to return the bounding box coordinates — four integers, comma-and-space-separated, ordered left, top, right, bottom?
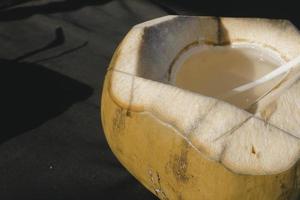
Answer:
101, 16, 300, 200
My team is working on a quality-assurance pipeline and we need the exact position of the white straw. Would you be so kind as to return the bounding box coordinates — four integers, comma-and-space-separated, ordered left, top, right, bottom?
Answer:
232, 55, 300, 92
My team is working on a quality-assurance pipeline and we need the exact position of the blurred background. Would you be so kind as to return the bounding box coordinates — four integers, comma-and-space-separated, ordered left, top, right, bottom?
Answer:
0, 1, 299, 199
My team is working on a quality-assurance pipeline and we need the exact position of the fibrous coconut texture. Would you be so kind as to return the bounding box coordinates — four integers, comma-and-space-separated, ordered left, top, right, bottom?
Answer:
101, 16, 300, 200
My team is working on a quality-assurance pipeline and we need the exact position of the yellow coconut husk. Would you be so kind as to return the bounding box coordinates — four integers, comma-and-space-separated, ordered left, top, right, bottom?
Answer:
101, 16, 300, 200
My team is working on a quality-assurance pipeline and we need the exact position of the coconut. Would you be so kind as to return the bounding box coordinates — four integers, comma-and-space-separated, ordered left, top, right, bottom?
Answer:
101, 16, 300, 200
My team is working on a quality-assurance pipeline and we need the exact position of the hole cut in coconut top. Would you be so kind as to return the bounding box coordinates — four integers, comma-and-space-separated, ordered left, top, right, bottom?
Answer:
108, 16, 300, 175
169, 43, 286, 112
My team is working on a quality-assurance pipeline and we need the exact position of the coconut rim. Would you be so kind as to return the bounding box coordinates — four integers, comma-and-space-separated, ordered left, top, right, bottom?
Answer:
105, 15, 300, 175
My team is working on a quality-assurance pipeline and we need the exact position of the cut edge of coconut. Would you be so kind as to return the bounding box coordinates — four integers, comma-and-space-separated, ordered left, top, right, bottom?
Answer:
106, 15, 300, 175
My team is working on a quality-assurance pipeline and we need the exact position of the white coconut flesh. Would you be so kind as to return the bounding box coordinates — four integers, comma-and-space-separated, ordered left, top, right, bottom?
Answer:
108, 15, 300, 175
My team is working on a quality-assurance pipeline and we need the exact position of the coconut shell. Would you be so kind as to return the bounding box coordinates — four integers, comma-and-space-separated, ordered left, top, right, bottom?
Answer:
101, 16, 300, 199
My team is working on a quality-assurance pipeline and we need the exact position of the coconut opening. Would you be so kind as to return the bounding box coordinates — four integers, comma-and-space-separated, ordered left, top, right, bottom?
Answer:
170, 44, 285, 112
